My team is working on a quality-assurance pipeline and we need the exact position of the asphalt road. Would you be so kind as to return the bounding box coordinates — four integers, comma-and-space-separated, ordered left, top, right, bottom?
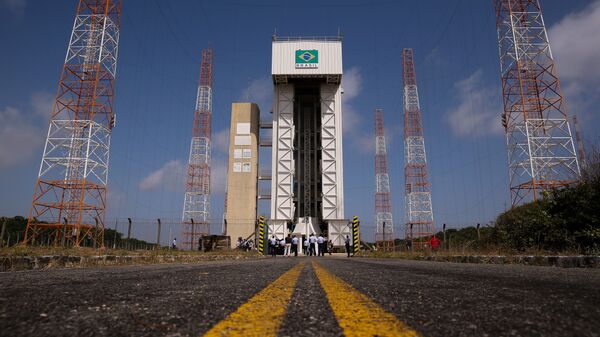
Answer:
1, 257, 599, 336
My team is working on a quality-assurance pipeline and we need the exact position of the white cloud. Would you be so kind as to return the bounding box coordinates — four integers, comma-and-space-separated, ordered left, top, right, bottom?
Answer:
341, 66, 363, 135
447, 69, 503, 138
210, 157, 228, 195
0, 106, 44, 168
342, 67, 362, 101
139, 160, 185, 191
0, 91, 54, 169
548, 0, 600, 103
30, 91, 54, 118
107, 187, 126, 214
212, 127, 230, 155
240, 76, 272, 114
2, 0, 26, 18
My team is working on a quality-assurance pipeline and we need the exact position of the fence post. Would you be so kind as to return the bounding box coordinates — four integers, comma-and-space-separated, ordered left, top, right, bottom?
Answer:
61, 217, 68, 247
156, 218, 161, 249
190, 218, 195, 251
113, 219, 118, 249
258, 216, 265, 255
0, 217, 6, 247
352, 216, 360, 256
93, 217, 99, 249
443, 223, 447, 250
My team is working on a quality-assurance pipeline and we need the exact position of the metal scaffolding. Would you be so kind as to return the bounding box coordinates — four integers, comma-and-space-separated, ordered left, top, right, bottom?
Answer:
182, 49, 213, 250
24, 0, 121, 248
402, 48, 435, 249
374, 109, 394, 251
495, 0, 580, 206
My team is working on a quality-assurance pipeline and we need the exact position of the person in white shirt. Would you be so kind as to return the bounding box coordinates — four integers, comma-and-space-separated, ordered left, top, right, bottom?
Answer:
309, 233, 317, 256
279, 238, 285, 255
303, 238, 309, 255
317, 234, 325, 256
291, 236, 299, 256
172, 238, 177, 250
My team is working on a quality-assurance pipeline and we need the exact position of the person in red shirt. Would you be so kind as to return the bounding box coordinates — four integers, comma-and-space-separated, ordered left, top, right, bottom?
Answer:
430, 235, 441, 252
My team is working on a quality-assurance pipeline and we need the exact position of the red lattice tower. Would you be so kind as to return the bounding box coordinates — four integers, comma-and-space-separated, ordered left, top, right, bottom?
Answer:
402, 48, 435, 249
23, 0, 121, 248
182, 49, 213, 250
374, 109, 394, 251
495, 0, 580, 206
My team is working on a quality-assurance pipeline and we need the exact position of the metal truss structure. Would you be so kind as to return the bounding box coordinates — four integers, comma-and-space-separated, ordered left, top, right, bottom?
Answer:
374, 109, 394, 251
402, 48, 435, 248
182, 49, 213, 250
272, 84, 295, 220
320, 84, 343, 220
495, 0, 580, 206
24, 0, 121, 248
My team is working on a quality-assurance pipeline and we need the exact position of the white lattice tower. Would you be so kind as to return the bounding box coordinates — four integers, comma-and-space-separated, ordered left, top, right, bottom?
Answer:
182, 49, 213, 250
495, 0, 580, 206
402, 48, 435, 248
374, 109, 394, 247
24, 0, 121, 248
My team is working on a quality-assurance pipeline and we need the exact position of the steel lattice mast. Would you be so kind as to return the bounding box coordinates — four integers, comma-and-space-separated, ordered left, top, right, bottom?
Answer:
374, 109, 394, 251
23, 0, 121, 248
402, 48, 435, 248
495, 0, 580, 207
182, 49, 213, 250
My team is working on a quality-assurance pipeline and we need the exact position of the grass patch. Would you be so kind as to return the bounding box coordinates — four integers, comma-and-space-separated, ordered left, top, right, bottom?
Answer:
0, 245, 259, 258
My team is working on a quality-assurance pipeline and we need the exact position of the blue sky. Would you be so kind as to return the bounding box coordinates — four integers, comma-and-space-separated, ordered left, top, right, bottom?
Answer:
1, 0, 599, 243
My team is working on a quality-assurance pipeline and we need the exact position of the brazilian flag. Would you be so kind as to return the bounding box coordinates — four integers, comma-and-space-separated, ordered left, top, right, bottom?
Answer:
295, 50, 319, 65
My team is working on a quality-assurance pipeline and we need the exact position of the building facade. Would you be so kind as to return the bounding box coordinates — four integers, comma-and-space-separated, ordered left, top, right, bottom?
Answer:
269, 36, 349, 245
224, 103, 260, 247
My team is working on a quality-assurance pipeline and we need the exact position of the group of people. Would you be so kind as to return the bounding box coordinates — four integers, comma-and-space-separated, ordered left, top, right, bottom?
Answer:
235, 237, 254, 251
268, 233, 336, 257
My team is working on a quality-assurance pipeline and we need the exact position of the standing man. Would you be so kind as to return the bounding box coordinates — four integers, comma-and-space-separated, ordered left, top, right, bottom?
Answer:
430, 235, 440, 252
317, 234, 325, 256
284, 235, 292, 256
269, 235, 277, 257
291, 235, 299, 257
172, 237, 177, 250
303, 237, 309, 255
309, 233, 317, 256
345, 235, 351, 257
279, 237, 286, 255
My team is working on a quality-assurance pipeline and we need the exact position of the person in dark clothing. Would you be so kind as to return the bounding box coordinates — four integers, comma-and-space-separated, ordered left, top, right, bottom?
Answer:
291, 236, 299, 256
345, 235, 351, 257
405, 239, 412, 251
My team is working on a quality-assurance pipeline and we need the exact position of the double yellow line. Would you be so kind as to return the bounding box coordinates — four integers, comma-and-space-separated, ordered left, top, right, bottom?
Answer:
203, 261, 419, 337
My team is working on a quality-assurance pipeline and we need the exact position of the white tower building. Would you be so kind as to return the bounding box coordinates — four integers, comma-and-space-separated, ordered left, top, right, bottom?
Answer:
269, 36, 348, 245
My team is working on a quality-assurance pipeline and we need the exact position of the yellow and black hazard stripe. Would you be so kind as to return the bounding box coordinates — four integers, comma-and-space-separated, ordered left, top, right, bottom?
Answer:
258, 216, 265, 255
352, 216, 360, 255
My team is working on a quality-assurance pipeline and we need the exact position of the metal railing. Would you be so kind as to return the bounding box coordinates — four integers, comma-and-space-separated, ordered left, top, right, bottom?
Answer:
257, 188, 272, 199
272, 35, 343, 42
258, 169, 272, 180
259, 134, 272, 147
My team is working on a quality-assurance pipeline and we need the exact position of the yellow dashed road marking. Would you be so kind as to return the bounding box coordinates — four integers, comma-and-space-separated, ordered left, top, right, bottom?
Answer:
312, 260, 420, 337
203, 262, 304, 337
